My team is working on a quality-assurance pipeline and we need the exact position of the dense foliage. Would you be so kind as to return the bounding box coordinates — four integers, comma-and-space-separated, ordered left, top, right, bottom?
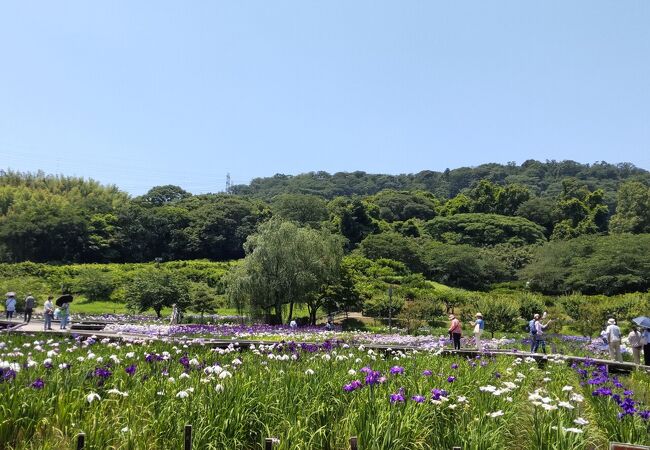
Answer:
2, 162, 650, 298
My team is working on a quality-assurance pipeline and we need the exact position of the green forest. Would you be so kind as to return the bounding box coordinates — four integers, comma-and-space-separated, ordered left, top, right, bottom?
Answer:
1, 160, 650, 326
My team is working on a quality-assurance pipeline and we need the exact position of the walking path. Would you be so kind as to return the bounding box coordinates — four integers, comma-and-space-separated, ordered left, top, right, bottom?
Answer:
2, 319, 645, 374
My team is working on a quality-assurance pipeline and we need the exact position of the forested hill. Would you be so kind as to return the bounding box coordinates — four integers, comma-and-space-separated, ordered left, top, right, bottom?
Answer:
2, 162, 650, 297
231, 160, 650, 201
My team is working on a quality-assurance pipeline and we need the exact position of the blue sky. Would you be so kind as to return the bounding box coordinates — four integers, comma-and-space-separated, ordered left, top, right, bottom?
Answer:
0, 1, 648, 195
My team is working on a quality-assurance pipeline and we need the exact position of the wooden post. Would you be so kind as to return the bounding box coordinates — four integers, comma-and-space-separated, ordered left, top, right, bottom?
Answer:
265, 438, 274, 450
76, 433, 85, 450
350, 436, 358, 450
184, 424, 192, 450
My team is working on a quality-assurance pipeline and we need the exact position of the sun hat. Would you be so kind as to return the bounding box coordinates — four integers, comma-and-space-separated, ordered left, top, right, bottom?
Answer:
475, 313, 483, 317
449, 314, 455, 320
607, 318, 616, 325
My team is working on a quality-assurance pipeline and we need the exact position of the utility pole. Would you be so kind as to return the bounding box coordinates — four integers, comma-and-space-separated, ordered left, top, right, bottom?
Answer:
388, 286, 393, 332
225, 173, 232, 194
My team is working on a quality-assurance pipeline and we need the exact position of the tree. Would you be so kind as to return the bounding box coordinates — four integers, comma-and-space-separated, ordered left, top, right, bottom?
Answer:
472, 295, 520, 338
272, 194, 328, 228
138, 185, 192, 206
226, 220, 343, 324
521, 234, 650, 295
423, 213, 546, 247
358, 232, 426, 274
366, 190, 439, 222
328, 197, 377, 250
125, 268, 190, 318
610, 181, 650, 234
74, 268, 115, 301
561, 294, 607, 337
190, 283, 219, 320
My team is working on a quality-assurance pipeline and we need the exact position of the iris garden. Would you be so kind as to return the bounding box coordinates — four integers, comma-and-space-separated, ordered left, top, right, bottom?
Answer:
1, 331, 649, 449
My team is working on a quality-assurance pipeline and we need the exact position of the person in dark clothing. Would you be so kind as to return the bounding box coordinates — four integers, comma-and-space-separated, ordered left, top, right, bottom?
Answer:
24, 294, 36, 323
448, 314, 462, 350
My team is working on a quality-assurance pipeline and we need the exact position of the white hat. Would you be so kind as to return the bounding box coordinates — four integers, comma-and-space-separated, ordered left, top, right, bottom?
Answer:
607, 318, 616, 325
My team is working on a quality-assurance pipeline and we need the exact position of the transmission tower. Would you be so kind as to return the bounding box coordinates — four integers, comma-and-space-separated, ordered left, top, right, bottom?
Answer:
225, 173, 232, 194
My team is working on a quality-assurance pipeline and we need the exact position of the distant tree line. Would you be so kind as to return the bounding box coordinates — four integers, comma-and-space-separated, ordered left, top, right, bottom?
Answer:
1, 161, 650, 296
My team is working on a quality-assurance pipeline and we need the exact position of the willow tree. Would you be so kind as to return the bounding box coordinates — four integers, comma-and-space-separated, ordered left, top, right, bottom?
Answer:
226, 220, 343, 324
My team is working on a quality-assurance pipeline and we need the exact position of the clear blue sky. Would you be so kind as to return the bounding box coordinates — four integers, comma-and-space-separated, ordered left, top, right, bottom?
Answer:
1, 1, 648, 195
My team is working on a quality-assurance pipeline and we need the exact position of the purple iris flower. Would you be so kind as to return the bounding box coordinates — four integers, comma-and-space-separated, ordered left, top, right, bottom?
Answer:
638, 410, 650, 421
365, 371, 383, 386
31, 378, 45, 390
389, 392, 405, 403
94, 367, 112, 379
422, 370, 432, 376
411, 395, 426, 403
390, 366, 405, 375
447, 376, 456, 383
125, 364, 137, 376
592, 387, 612, 397
431, 388, 448, 400
343, 380, 363, 392
1, 369, 17, 382
451, 363, 459, 370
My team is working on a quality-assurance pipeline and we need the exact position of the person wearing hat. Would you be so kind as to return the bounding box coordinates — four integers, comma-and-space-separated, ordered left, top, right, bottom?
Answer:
5, 293, 16, 320
605, 318, 622, 362
448, 314, 462, 350
471, 313, 485, 352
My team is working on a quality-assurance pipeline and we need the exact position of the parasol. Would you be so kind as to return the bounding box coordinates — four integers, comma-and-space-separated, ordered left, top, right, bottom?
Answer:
632, 316, 650, 329
56, 294, 74, 307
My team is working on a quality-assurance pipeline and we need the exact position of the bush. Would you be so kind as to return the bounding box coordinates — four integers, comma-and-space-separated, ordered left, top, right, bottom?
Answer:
74, 268, 115, 301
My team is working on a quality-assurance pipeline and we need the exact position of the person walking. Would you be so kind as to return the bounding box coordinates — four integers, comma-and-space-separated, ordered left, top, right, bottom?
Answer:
448, 314, 462, 350
472, 313, 485, 352
43, 296, 54, 331
643, 327, 650, 366
533, 314, 552, 354
5, 294, 17, 320
528, 314, 539, 352
605, 318, 622, 362
628, 325, 645, 365
24, 293, 36, 323
59, 302, 70, 330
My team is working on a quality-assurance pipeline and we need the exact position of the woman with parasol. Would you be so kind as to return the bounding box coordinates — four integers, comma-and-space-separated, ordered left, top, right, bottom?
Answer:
56, 294, 73, 330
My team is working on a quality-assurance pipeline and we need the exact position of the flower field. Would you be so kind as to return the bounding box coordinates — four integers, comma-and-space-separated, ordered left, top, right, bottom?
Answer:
1, 333, 649, 450
105, 323, 631, 360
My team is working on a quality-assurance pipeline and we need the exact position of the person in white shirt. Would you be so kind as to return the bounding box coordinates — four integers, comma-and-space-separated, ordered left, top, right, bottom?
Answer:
605, 318, 622, 362
43, 296, 54, 331
627, 325, 646, 365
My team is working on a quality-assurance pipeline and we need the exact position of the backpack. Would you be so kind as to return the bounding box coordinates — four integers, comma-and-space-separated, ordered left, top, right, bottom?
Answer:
528, 319, 537, 335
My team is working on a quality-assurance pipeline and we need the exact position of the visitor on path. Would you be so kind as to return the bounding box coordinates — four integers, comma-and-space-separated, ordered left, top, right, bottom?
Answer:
448, 314, 462, 350
325, 318, 333, 331
169, 304, 180, 325
642, 327, 650, 366
605, 318, 622, 362
528, 314, 538, 352
5, 294, 16, 320
289, 319, 297, 330
59, 303, 70, 330
628, 325, 646, 365
471, 313, 484, 352
43, 296, 54, 331
24, 293, 35, 323
533, 314, 552, 354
